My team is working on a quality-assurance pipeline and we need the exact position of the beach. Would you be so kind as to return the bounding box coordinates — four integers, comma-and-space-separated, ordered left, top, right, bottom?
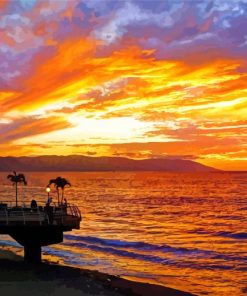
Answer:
0, 248, 194, 296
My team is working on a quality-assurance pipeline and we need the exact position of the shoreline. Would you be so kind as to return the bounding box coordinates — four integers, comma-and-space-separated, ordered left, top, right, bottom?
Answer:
0, 249, 196, 296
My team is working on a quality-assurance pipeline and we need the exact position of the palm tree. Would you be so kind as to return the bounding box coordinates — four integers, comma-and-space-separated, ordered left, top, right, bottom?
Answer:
48, 177, 71, 205
7, 171, 27, 207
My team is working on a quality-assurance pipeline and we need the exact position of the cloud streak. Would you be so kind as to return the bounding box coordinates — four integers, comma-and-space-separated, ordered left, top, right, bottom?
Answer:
0, 0, 246, 170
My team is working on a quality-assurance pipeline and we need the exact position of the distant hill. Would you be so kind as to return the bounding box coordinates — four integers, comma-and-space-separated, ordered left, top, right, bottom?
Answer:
0, 155, 218, 172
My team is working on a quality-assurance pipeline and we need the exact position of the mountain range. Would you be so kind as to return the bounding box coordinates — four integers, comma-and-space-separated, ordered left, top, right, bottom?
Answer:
0, 155, 218, 172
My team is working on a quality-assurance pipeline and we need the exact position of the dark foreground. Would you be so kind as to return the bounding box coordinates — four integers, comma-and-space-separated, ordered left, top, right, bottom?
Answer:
0, 249, 195, 296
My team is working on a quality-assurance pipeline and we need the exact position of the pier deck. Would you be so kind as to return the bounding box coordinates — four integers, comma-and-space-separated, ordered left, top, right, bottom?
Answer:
0, 203, 81, 229
0, 202, 81, 262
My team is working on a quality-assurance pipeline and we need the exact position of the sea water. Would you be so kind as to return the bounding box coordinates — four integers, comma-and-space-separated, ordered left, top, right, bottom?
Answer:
0, 171, 246, 296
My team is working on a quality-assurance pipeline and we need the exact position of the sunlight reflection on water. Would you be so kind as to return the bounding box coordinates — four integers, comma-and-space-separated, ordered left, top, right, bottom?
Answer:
0, 171, 247, 296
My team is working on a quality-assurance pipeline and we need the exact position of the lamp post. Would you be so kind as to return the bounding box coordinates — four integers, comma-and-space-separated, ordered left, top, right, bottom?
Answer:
46, 186, 51, 203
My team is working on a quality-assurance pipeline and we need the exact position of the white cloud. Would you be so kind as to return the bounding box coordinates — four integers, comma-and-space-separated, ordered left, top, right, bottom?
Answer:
94, 1, 183, 43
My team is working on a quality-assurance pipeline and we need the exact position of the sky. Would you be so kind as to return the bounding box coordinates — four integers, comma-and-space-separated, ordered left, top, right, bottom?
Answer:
0, 0, 247, 170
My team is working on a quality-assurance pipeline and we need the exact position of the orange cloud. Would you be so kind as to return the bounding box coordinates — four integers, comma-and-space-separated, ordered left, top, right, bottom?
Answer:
0, 116, 71, 144
0, 0, 8, 10
0, 30, 246, 170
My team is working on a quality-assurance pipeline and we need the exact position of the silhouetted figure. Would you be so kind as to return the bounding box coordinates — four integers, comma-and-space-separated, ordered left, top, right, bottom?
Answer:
62, 198, 68, 213
45, 197, 53, 224
30, 199, 37, 212
46, 196, 52, 206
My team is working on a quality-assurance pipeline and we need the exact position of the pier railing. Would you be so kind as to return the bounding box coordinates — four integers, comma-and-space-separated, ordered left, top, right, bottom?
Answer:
0, 201, 81, 228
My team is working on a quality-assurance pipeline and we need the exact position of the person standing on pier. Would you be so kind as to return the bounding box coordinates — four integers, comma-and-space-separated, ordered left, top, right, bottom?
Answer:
46, 196, 52, 207
45, 196, 53, 224
62, 198, 68, 213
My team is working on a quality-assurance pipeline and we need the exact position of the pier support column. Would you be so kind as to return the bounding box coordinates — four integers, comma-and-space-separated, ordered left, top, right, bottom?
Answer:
8, 226, 63, 264
24, 244, 42, 263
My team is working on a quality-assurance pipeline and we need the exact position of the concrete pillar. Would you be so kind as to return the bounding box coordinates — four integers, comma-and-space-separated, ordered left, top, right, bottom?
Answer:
8, 226, 63, 264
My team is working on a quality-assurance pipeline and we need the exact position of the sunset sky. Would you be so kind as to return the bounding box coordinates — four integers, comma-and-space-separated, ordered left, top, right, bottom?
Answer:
0, 0, 246, 170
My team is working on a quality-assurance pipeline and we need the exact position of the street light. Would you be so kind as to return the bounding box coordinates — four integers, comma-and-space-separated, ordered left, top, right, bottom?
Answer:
46, 186, 51, 203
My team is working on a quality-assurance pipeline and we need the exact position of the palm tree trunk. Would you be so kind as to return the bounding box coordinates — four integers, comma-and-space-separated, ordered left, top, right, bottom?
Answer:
15, 182, 18, 207
57, 189, 60, 205
62, 188, 64, 203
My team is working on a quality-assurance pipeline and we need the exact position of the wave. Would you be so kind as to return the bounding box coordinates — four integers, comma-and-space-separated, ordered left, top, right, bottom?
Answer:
62, 240, 175, 265
215, 231, 247, 239
0, 239, 21, 248
64, 234, 215, 256
187, 229, 247, 240
65, 234, 158, 249
61, 240, 246, 271
63, 235, 247, 269
1, 236, 246, 272
64, 234, 233, 264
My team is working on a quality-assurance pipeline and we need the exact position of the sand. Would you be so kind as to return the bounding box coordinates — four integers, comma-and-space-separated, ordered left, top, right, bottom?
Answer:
0, 249, 195, 296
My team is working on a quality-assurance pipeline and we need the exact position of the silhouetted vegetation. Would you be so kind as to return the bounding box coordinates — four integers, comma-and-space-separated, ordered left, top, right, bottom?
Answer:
7, 171, 27, 207
48, 177, 71, 205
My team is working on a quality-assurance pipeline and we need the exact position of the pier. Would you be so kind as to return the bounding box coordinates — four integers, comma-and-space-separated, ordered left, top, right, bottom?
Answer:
0, 202, 81, 263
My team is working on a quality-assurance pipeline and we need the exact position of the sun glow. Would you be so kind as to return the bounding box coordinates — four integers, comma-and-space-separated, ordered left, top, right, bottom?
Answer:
0, 1, 246, 170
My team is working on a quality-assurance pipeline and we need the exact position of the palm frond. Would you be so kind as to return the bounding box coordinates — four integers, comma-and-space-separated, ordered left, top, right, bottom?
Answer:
48, 179, 56, 185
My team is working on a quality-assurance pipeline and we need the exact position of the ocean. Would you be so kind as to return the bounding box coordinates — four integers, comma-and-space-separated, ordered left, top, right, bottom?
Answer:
0, 171, 246, 296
